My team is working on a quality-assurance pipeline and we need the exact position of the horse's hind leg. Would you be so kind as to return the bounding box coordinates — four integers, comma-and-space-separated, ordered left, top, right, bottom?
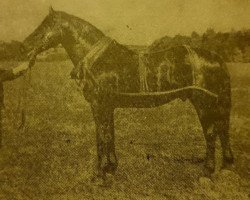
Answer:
191, 100, 217, 175
214, 115, 234, 169
91, 103, 118, 181
200, 118, 217, 175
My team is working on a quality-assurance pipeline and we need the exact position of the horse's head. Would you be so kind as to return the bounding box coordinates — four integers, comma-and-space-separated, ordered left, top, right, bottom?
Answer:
22, 7, 67, 59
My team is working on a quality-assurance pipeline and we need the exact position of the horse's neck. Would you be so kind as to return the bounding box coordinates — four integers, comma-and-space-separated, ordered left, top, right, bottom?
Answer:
61, 27, 103, 67
61, 40, 90, 66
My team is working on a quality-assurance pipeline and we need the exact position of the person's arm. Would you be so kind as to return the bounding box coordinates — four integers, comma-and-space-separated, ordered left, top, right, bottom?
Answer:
0, 61, 30, 82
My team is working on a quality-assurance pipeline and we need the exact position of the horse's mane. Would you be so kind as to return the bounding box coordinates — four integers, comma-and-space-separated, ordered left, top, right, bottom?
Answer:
24, 10, 105, 45
58, 11, 105, 44
24, 9, 137, 58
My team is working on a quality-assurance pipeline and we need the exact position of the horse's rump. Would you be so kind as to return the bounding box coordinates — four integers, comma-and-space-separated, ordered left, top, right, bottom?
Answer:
146, 45, 231, 106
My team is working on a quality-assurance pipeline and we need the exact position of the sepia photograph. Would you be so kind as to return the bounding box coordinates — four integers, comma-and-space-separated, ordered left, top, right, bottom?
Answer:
0, 0, 249, 199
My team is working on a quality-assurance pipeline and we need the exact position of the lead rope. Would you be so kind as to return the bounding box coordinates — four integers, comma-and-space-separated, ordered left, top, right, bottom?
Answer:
73, 59, 88, 94
17, 64, 32, 130
73, 58, 99, 96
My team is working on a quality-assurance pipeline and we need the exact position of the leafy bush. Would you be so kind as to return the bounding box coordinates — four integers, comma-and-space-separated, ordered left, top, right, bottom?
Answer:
149, 29, 250, 62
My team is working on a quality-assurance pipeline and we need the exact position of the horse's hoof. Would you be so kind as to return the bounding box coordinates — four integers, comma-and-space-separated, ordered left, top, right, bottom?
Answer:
90, 177, 103, 185
89, 172, 104, 186
204, 162, 215, 177
101, 174, 114, 187
203, 168, 214, 178
221, 162, 235, 172
204, 166, 215, 177
101, 158, 118, 175
104, 163, 117, 175
222, 155, 234, 170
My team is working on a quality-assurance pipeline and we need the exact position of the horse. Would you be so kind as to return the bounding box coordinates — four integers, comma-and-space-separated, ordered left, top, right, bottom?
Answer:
22, 7, 233, 181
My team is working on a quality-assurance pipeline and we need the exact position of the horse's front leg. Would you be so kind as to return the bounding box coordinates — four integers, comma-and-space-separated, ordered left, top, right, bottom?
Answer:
91, 103, 118, 180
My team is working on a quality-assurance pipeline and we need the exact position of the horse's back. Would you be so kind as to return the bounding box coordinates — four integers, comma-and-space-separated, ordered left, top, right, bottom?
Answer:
155, 45, 231, 109
166, 46, 230, 92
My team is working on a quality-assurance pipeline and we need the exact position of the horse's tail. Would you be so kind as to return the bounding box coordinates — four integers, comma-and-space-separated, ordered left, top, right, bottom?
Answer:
218, 62, 232, 114
188, 46, 232, 111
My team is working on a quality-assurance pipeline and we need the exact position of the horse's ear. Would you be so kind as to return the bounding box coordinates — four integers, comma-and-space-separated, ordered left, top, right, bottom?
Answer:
49, 6, 55, 15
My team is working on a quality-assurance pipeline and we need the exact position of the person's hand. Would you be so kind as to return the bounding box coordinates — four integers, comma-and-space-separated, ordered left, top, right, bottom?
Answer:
29, 56, 36, 68
27, 49, 37, 68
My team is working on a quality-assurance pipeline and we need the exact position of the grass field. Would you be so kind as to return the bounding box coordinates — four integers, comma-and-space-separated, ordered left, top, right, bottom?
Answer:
0, 61, 249, 200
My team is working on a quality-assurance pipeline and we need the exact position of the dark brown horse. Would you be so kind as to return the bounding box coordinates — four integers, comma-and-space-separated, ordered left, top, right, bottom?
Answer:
22, 7, 233, 181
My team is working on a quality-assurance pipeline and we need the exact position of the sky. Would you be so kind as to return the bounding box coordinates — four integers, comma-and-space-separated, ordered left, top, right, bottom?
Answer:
0, 0, 250, 45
